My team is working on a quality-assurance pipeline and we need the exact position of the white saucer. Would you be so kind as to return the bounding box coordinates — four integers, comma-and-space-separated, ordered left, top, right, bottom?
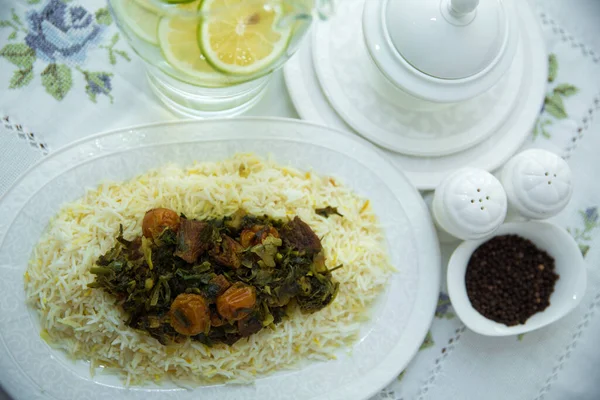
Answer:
312, 0, 524, 157
284, 2, 547, 190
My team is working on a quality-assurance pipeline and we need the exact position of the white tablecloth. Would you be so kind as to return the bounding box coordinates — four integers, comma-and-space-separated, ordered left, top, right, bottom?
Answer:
0, 0, 598, 399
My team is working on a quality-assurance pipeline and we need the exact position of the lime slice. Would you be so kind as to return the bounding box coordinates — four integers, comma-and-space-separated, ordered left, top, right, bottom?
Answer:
158, 9, 228, 85
112, 0, 161, 45
198, 0, 293, 76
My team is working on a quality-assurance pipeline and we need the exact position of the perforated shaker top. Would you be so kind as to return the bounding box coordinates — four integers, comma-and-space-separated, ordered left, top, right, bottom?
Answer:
501, 149, 573, 219
437, 168, 508, 239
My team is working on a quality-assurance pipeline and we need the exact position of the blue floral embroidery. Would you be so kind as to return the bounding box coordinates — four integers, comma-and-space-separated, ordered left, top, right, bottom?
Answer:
77, 67, 114, 103
585, 207, 598, 224
567, 206, 600, 257
533, 54, 579, 139
1, 2, 128, 102
25, 0, 105, 64
435, 292, 455, 319
419, 330, 434, 350
88, 72, 112, 94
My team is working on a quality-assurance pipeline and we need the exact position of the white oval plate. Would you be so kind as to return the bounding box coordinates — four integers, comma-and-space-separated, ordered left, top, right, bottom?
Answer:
284, 2, 547, 189
312, 0, 524, 157
0, 119, 440, 400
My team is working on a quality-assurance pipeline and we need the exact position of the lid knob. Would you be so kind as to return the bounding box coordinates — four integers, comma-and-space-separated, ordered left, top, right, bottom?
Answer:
450, 0, 479, 15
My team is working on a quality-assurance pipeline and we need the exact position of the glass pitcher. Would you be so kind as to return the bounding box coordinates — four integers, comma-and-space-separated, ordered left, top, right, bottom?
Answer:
108, 0, 332, 117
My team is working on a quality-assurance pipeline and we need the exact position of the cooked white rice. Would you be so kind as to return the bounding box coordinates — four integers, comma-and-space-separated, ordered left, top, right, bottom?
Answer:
24, 154, 393, 385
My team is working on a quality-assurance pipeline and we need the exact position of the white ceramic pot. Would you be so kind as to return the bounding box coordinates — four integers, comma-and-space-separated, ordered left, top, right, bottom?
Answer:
363, 0, 520, 103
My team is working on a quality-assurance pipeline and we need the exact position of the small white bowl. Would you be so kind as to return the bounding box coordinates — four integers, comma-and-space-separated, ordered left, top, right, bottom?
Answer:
447, 221, 587, 336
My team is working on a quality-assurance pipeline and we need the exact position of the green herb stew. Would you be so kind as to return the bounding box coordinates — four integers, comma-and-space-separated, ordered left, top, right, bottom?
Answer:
89, 208, 341, 346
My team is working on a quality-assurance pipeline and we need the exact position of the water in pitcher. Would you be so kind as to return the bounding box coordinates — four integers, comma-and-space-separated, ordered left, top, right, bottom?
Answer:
108, 0, 324, 117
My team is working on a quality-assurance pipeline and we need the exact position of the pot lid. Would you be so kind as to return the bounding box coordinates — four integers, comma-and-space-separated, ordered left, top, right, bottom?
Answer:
387, 0, 508, 79
363, 0, 520, 102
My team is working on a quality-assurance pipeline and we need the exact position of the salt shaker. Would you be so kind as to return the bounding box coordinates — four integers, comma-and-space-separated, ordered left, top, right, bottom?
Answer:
500, 149, 573, 220
432, 168, 508, 241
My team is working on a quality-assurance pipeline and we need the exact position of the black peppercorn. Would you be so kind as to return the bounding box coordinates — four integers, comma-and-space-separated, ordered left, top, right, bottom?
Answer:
465, 235, 559, 326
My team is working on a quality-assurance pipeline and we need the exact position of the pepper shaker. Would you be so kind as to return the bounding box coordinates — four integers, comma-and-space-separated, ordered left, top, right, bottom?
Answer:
500, 149, 573, 220
432, 168, 508, 241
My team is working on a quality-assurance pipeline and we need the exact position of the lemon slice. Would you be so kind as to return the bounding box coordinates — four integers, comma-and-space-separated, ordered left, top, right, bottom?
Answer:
158, 9, 230, 85
198, 0, 293, 76
112, 0, 161, 45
